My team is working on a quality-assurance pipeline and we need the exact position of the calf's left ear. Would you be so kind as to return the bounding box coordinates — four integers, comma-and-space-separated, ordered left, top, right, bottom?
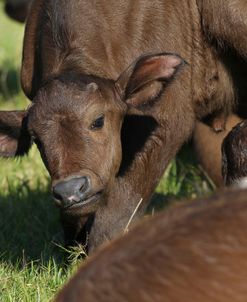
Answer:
0, 111, 32, 157
116, 53, 186, 111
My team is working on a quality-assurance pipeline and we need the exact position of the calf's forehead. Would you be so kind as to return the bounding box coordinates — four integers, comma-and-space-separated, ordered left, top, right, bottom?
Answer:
28, 78, 123, 127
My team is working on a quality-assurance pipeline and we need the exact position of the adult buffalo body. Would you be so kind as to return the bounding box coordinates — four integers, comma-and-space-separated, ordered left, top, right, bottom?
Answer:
0, 0, 246, 251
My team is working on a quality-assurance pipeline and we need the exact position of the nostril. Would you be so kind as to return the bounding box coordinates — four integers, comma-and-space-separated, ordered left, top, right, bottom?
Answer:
79, 184, 86, 193
52, 185, 64, 203
79, 177, 89, 194
52, 189, 63, 202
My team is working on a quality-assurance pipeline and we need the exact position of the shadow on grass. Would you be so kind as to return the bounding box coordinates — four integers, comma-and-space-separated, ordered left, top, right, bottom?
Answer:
147, 192, 170, 214
0, 188, 67, 267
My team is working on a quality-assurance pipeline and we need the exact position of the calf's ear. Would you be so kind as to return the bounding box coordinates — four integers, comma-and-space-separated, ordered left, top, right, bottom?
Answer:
0, 111, 32, 157
116, 53, 186, 111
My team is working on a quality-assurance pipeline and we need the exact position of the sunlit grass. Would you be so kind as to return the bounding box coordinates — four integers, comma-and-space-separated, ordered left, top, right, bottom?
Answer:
0, 260, 74, 302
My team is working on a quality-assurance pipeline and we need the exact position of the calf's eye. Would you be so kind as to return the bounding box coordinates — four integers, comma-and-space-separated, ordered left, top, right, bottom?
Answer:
90, 115, 105, 130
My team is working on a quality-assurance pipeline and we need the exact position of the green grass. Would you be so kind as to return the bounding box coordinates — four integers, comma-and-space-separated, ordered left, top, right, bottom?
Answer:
0, 3, 213, 301
0, 1, 24, 101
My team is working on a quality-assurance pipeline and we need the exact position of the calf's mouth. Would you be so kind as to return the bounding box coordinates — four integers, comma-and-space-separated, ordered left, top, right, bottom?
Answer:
54, 190, 103, 211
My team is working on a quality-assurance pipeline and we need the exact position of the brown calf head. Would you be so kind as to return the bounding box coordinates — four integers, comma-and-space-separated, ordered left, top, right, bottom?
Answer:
0, 53, 185, 213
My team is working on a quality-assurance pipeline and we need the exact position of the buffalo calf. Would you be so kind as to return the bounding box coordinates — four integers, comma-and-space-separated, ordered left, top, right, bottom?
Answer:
55, 188, 247, 302
0, 0, 247, 251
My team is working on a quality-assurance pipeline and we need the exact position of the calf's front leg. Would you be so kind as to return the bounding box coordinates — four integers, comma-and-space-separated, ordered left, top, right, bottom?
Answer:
88, 69, 195, 252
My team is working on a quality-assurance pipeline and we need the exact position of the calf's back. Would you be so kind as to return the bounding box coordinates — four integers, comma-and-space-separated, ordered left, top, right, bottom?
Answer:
23, 0, 233, 120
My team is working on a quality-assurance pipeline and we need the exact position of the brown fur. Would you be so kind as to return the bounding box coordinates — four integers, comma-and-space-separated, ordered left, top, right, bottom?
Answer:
55, 188, 247, 302
193, 114, 242, 186
0, 0, 247, 251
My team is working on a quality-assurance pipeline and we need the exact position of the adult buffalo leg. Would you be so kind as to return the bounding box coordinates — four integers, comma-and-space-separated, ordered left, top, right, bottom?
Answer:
195, 0, 247, 186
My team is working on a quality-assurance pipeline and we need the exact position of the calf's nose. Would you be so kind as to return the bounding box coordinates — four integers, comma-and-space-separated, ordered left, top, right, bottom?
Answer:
52, 176, 90, 207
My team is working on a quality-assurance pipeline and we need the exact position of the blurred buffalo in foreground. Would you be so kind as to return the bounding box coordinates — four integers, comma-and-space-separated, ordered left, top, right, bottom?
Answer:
55, 188, 247, 302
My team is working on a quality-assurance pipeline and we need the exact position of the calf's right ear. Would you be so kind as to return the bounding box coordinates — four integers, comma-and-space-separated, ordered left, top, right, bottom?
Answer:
0, 111, 32, 157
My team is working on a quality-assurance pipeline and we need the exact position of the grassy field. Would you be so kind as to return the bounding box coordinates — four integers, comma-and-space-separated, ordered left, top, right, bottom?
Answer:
0, 4, 213, 301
